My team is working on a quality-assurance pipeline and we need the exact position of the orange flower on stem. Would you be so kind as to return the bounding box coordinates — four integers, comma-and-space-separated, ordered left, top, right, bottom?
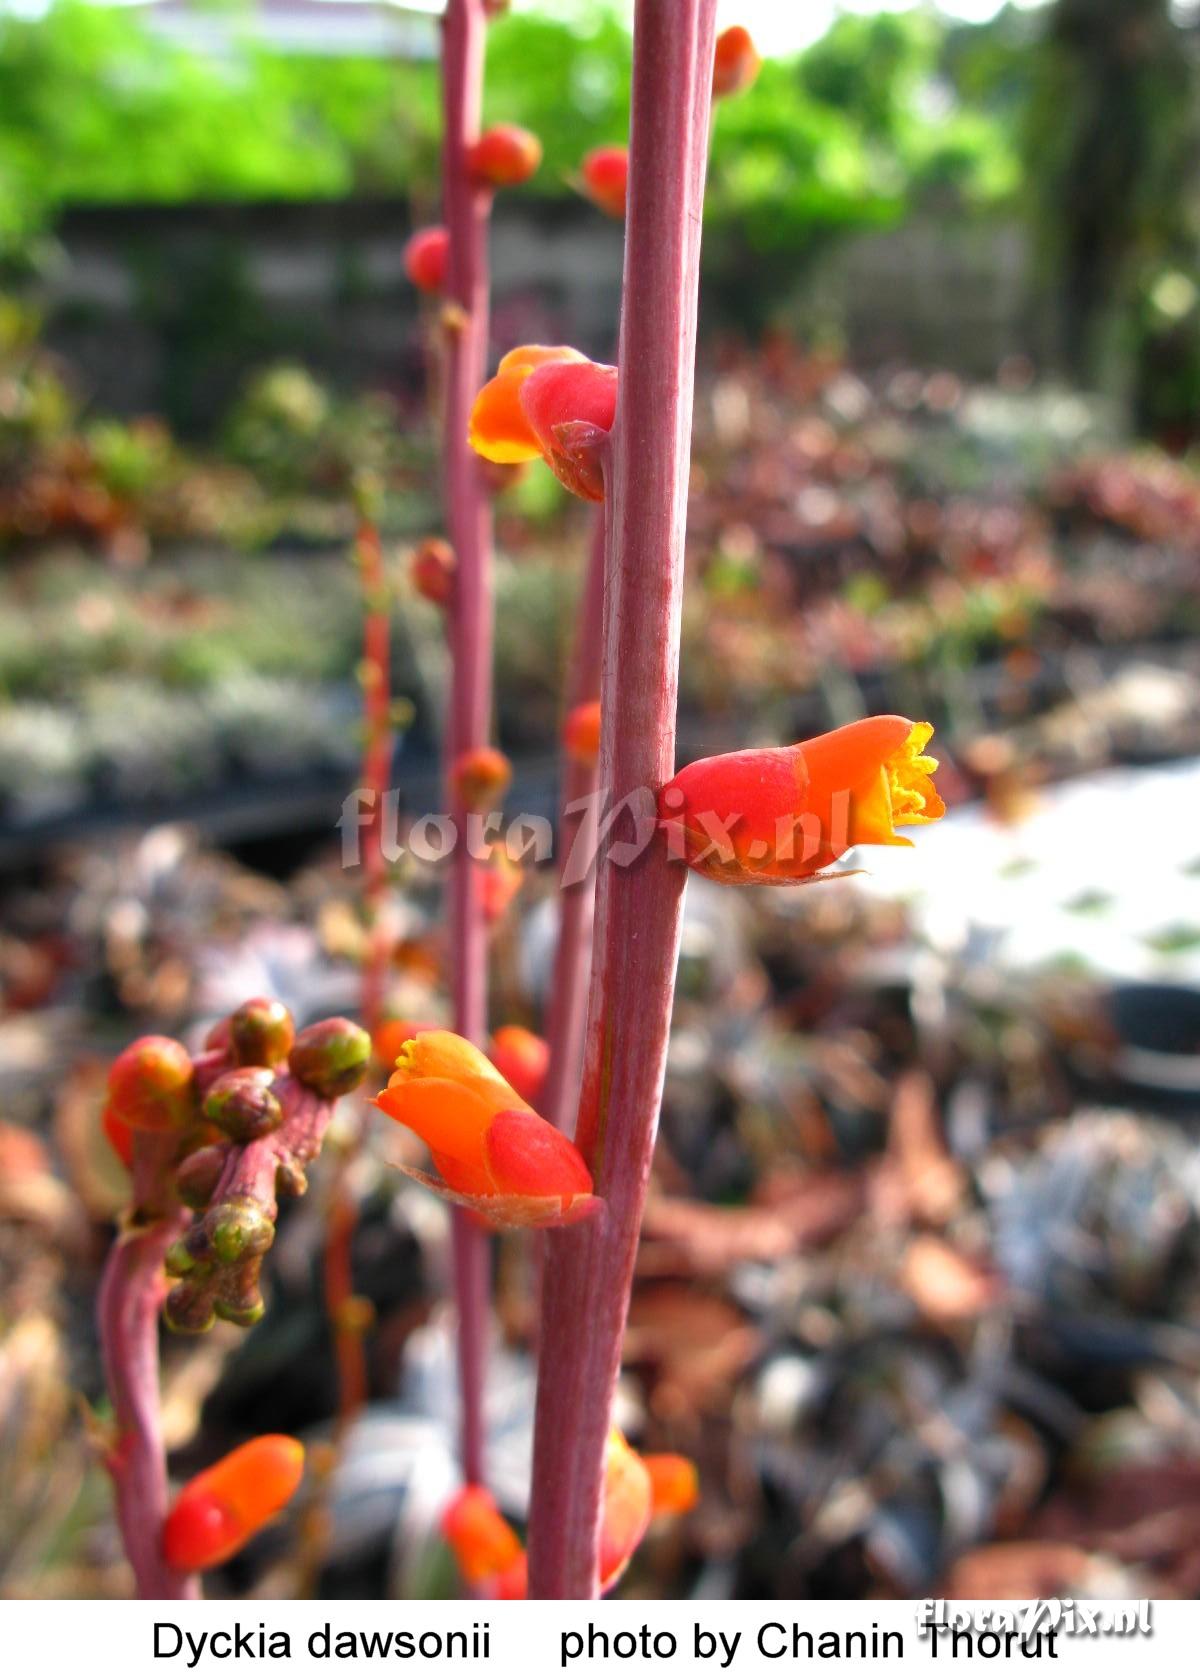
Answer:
659, 716, 945, 885
451, 745, 512, 811
468, 124, 542, 188
441, 1431, 696, 1599
563, 698, 602, 767
404, 226, 450, 294
162, 1436, 304, 1571
712, 25, 760, 98
374, 1030, 593, 1229
580, 145, 628, 218
469, 345, 617, 501
489, 1025, 549, 1105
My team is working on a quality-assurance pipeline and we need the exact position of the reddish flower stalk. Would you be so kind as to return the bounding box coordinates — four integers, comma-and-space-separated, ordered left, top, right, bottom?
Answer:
98, 1160, 198, 1601
526, 0, 718, 1598
541, 512, 605, 1132
441, 0, 497, 1488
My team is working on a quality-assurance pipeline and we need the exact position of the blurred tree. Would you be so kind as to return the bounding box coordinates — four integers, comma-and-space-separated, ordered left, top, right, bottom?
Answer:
1024, 0, 1200, 414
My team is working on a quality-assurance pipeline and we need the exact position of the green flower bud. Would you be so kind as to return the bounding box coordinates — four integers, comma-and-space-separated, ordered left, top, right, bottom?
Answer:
207, 1197, 275, 1267
204, 1068, 284, 1143
288, 1018, 370, 1099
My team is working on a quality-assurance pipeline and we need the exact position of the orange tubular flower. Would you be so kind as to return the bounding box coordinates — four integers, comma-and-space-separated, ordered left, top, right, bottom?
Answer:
442, 1486, 525, 1596
580, 145, 628, 218
713, 25, 761, 98
563, 698, 602, 767
451, 745, 512, 812
489, 1025, 549, 1105
468, 124, 543, 188
659, 716, 945, 886
404, 226, 450, 294
374, 1030, 594, 1229
468, 345, 617, 501
106, 1036, 195, 1132
441, 1434, 693, 1599
162, 1436, 304, 1572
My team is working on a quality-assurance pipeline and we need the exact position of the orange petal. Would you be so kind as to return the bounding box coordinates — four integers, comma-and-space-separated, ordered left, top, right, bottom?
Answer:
599, 1430, 653, 1592
518, 358, 617, 501
469, 346, 585, 464
713, 26, 760, 98
394, 1164, 598, 1230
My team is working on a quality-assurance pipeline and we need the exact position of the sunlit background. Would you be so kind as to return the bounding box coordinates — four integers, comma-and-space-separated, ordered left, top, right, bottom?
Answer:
3, 0, 1200, 1604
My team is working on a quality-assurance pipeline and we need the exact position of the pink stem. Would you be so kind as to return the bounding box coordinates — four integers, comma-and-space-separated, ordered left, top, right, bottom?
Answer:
441, 0, 494, 1488
526, 0, 717, 1599
98, 1195, 198, 1600
541, 513, 606, 1131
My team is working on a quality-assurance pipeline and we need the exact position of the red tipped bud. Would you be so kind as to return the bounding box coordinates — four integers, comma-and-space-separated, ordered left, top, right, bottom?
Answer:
713, 26, 760, 98
488, 1025, 549, 1106
373, 1030, 593, 1229
106, 1036, 195, 1133
468, 124, 542, 188
410, 536, 456, 607
644, 1453, 700, 1517
228, 997, 295, 1068
162, 1436, 304, 1571
580, 145, 628, 218
404, 226, 450, 294
451, 746, 512, 812
469, 345, 616, 501
658, 717, 945, 885
563, 698, 602, 767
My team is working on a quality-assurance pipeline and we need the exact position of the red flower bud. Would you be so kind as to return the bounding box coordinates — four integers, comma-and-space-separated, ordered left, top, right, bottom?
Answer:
488, 1025, 548, 1106
713, 25, 760, 98
410, 536, 456, 607
162, 1435, 304, 1571
404, 226, 449, 294
580, 145, 628, 219
644, 1452, 700, 1517
451, 745, 512, 812
467, 124, 542, 189
563, 698, 602, 767
373, 1030, 593, 1229
106, 1035, 195, 1132
658, 717, 945, 885
469, 345, 616, 501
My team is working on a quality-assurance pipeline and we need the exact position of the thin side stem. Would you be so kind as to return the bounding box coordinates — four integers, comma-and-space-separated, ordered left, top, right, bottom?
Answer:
527, 0, 717, 1600
441, 0, 494, 1489
541, 512, 606, 1132
98, 1126, 199, 1600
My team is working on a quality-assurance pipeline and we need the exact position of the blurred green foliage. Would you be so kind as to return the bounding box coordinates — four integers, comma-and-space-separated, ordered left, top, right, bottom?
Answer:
0, 1, 1016, 264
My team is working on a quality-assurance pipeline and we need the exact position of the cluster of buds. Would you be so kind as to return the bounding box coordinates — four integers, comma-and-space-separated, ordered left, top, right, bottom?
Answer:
104, 1001, 371, 1333
162, 1435, 305, 1571
374, 1029, 592, 1229
442, 1431, 697, 1598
